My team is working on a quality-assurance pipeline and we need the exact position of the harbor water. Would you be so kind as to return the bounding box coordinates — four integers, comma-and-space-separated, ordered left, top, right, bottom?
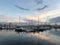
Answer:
0, 29, 60, 45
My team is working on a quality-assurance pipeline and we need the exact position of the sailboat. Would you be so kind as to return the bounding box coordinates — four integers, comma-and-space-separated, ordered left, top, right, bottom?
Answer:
15, 26, 26, 32
0, 26, 2, 30
30, 16, 51, 32
15, 16, 26, 32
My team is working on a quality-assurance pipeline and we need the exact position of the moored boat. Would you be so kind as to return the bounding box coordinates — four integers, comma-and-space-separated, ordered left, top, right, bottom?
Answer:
15, 27, 26, 32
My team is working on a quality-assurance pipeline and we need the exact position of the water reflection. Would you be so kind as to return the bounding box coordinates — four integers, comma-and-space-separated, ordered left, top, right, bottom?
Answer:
0, 29, 60, 45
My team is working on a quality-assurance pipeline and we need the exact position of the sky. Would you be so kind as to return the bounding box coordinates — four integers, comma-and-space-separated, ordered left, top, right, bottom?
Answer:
0, 0, 60, 22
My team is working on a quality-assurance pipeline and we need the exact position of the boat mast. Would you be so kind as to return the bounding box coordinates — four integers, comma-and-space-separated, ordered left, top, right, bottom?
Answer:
19, 16, 20, 26
38, 16, 39, 28
38, 16, 39, 26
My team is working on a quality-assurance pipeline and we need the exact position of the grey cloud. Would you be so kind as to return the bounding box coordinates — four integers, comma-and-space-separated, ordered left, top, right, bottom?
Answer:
36, 5, 48, 11
49, 17, 60, 23
35, 0, 43, 5
15, 5, 30, 11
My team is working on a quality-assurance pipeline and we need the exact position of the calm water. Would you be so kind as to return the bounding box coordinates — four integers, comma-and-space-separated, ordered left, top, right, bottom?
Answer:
0, 29, 60, 45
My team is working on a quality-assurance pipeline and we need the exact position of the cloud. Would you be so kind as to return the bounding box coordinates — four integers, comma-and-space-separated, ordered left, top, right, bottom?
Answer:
57, 3, 60, 9
0, 15, 24, 22
26, 3, 60, 21
1, 3, 60, 22
24, 3, 60, 22
36, 5, 48, 11
50, 17, 60, 23
35, 0, 43, 5
26, 8, 60, 22
40, 9, 60, 18
15, 5, 30, 11
1, 8, 60, 22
